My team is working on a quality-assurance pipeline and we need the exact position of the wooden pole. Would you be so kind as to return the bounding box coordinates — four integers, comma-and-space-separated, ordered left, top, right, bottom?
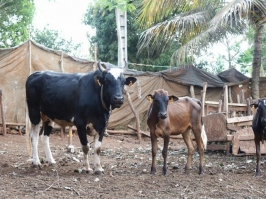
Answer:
223, 85, 229, 118
0, 90, 6, 136
125, 89, 141, 141
190, 85, 195, 98
201, 82, 207, 116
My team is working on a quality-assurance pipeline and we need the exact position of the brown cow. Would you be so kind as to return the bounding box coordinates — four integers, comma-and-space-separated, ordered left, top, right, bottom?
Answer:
147, 89, 207, 175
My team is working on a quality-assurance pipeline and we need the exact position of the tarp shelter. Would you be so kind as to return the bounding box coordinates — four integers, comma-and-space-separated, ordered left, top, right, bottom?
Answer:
0, 39, 261, 131
0, 40, 95, 125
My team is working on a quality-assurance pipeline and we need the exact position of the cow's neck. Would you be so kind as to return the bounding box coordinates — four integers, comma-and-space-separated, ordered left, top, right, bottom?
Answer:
101, 85, 111, 112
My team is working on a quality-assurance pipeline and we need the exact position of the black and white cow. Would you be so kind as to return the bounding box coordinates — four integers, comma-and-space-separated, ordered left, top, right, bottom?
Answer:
26, 61, 137, 174
251, 98, 266, 176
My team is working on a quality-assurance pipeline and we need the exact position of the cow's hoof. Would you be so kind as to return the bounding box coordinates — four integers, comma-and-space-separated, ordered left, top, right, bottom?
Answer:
32, 164, 42, 169
94, 170, 104, 175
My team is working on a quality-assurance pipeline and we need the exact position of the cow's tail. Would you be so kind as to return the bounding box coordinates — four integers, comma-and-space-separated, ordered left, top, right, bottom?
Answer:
25, 105, 32, 157
201, 124, 207, 150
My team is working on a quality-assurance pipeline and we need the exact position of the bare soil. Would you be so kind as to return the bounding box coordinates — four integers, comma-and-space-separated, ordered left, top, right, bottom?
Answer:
0, 133, 266, 199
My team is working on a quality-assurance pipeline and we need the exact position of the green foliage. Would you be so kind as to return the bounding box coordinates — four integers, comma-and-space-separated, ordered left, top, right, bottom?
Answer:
84, 3, 177, 72
0, 0, 35, 48
31, 27, 81, 55
95, 0, 136, 12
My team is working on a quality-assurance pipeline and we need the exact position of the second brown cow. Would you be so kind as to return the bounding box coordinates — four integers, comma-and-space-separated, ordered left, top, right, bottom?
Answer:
147, 89, 207, 175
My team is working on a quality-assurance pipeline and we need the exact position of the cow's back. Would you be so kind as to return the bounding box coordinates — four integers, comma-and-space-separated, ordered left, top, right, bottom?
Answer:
26, 70, 100, 123
168, 97, 202, 135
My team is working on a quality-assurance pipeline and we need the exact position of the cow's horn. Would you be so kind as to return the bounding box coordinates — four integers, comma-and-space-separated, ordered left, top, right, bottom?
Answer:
98, 61, 106, 72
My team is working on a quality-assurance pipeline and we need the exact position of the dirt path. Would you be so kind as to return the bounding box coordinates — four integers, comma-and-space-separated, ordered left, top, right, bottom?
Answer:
0, 133, 265, 198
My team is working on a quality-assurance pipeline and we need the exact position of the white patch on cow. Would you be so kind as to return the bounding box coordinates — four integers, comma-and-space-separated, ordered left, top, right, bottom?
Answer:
30, 124, 41, 165
94, 133, 104, 172
48, 120, 54, 127
41, 135, 56, 164
70, 117, 74, 122
109, 68, 123, 79
86, 123, 97, 136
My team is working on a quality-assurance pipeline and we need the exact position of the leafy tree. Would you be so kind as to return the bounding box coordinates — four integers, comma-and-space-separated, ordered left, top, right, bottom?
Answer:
138, 0, 266, 99
0, 0, 35, 48
84, 3, 179, 72
31, 27, 81, 56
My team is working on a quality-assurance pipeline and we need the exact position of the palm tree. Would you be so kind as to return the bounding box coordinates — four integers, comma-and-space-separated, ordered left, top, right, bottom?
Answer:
138, 0, 266, 99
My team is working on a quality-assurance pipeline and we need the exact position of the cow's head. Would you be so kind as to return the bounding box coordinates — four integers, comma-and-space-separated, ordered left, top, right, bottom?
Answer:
95, 61, 137, 110
251, 98, 266, 126
147, 89, 178, 119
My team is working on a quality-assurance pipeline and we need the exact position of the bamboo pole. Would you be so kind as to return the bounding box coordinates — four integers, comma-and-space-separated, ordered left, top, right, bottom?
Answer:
0, 90, 6, 136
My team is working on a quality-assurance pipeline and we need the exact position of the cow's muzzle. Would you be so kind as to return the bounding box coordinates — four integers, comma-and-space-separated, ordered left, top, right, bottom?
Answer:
158, 112, 167, 119
111, 95, 124, 108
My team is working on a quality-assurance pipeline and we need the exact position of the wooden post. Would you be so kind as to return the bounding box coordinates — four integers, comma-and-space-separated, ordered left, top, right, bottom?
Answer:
201, 82, 207, 116
228, 86, 233, 103
60, 51, 64, 72
218, 99, 223, 113
246, 98, 251, 116
223, 85, 229, 118
190, 85, 195, 98
125, 89, 141, 141
240, 90, 245, 104
0, 90, 6, 136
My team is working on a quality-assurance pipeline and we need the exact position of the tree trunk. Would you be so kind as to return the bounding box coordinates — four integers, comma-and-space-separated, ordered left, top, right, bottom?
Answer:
251, 25, 264, 100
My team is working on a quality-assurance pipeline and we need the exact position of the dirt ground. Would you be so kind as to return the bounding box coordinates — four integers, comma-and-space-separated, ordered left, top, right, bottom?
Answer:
0, 132, 266, 199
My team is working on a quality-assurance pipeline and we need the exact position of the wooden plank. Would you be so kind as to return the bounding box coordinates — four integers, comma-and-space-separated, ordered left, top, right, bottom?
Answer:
236, 121, 252, 127
227, 115, 253, 124
227, 124, 242, 131
202, 113, 228, 141
207, 144, 228, 151
205, 101, 247, 107
229, 106, 247, 112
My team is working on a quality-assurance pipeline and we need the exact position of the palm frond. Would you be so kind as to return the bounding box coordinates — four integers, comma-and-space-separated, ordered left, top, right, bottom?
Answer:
138, 6, 216, 56
171, 21, 247, 65
137, 0, 214, 29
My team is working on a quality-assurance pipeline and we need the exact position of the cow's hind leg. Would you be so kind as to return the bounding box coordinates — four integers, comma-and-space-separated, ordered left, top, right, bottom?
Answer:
255, 135, 261, 177
192, 125, 205, 175
41, 119, 56, 164
30, 123, 41, 167
93, 133, 104, 175
182, 129, 194, 174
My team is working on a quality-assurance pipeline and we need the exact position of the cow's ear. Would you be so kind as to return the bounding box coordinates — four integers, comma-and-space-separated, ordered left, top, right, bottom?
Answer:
169, 95, 178, 104
94, 75, 103, 87
250, 103, 258, 108
125, 77, 137, 86
146, 94, 153, 103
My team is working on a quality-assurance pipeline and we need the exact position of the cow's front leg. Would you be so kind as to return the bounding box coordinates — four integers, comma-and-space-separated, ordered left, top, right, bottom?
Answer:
82, 144, 93, 173
93, 133, 104, 175
77, 124, 93, 173
150, 132, 158, 174
41, 120, 56, 164
162, 134, 170, 175
30, 124, 41, 167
